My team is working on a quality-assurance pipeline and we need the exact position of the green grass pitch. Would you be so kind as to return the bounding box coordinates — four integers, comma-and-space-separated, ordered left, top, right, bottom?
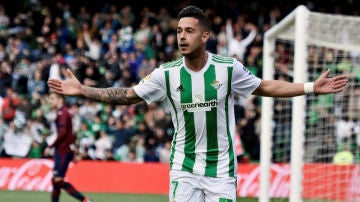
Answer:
0, 190, 260, 202
1, 190, 337, 201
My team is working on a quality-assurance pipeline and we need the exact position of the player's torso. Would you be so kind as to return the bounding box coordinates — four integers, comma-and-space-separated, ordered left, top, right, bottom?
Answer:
165, 64, 230, 114
55, 107, 76, 152
56, 107, 73, 133
163, 55, 237, 177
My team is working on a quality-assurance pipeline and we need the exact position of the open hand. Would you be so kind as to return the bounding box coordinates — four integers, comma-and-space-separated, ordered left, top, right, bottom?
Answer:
47, 69, 83, 96
314, 69, 348, 94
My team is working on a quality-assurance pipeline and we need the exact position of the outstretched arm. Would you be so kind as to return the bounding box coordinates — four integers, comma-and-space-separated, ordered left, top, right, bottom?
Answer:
81, 86, 143, 105
47, 69, 143, 105
240, 23, 257, 47
253, 69, 348, 97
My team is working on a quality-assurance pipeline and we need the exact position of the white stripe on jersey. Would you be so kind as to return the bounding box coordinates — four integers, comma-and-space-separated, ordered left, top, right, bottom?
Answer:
167, 67, 184, 172
192, 73, 207, 175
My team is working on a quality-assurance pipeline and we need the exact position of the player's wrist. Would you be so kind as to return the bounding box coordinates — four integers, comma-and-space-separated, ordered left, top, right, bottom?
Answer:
80, 84, 87, 96
304, 82, 314, 94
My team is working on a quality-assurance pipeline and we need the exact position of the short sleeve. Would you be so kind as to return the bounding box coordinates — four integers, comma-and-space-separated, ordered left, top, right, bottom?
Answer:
133, 67, 167, 104
231, 60, 262, 98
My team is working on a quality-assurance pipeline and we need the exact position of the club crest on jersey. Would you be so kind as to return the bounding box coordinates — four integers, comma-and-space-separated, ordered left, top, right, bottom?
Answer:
210, 80, 222, 90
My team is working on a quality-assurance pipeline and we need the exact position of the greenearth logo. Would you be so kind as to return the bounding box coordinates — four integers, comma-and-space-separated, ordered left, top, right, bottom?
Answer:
180, 99, 218, 112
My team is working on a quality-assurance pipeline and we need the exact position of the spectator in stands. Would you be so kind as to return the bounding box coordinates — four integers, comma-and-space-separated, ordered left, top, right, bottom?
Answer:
143, 143, 159, 162
134, 135, 145, 162
49, 54, 63, 80
29, 109, 49, 145
125, 149, 138, 162
114, 138, 133, 162
239, 105, 261, 161
111, 118, 134, 151
117, 26, 134, 53
163, 33, 177, 61
89, 114, 105, 134
0, 5, 10, 32
273, 42, 291, 75
28, 140, 45, 158
27, 69, 47, 97
215, 21, 227, 52
335, 116, 354, 145
244, 45, 263, 77
83, 30, 101, 61
94, 129, 112, 160
1, 112, 31, 158
78, 99, 100, 123
13, 56, 31, 94
99, 21, 115, 47
77, 122, 95, 160
226, 18, 257, 62
158, 139, 172, 163
1, 88, 20, 123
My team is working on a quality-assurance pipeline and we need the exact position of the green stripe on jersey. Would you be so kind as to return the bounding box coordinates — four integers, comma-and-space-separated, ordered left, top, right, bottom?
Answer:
180, 67, 196, 173
225, 66, 235, 176
165, 70, 179, 169
204, 64, 219, 177
212, 54, 233, 64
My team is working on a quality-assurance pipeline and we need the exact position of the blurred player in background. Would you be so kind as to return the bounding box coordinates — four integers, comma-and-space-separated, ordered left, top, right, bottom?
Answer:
48, 5, 348, 202
44, 92, 92, 202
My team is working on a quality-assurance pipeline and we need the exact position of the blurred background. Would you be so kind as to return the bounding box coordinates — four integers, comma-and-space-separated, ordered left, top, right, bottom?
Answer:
1, 0, 358, 163
0, 0, 359, 201
0, 0, 360, 201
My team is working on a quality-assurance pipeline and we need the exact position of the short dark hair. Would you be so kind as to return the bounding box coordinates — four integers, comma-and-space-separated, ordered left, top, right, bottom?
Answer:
177, 5, 211, 32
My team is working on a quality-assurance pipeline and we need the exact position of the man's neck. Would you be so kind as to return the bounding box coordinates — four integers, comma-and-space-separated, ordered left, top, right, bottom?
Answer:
184, 51, 208, 72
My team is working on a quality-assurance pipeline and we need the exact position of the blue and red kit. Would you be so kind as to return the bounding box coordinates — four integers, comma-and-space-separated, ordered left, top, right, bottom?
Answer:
51, 106, 76, 154
50, 106, 76, 178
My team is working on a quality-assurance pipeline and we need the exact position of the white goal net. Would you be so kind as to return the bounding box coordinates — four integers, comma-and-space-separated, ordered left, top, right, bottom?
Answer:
260, 5, 360, 202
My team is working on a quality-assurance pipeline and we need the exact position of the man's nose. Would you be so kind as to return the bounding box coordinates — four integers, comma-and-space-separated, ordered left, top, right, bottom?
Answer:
178, 32, 186, 39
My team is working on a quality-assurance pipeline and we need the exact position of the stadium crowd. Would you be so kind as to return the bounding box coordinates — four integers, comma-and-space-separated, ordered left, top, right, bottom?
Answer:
0, 0, 359, 164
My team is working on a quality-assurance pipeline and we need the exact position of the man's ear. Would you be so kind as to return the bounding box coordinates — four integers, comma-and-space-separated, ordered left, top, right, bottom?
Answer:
202, 31, 210, 43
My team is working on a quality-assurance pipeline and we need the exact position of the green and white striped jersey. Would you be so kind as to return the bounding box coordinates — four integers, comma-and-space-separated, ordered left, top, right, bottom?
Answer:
134, 53, 261, 177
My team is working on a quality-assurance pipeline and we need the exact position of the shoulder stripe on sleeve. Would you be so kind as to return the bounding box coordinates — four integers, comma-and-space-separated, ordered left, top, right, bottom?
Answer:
211, 54, 234, 64
162, 58, 183, 69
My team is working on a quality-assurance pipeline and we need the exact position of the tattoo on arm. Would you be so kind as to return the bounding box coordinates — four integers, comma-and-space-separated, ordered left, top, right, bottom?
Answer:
83, 86, 142, 105
106, 88, 128, 103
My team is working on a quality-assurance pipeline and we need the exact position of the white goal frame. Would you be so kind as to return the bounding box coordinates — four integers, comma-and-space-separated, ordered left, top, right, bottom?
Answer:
260, 5, 360, 202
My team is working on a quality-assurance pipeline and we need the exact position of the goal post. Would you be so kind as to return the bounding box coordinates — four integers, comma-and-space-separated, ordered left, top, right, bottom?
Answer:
260, 5, 360, 202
